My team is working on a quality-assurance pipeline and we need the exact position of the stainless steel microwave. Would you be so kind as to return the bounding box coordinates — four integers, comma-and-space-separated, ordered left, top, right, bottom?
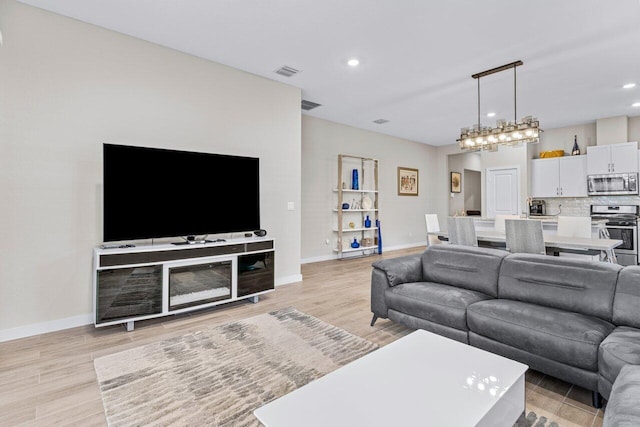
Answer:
587, 173, 638, 196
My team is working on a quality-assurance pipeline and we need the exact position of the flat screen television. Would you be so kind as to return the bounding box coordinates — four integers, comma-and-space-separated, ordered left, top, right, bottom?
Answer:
103, 144, 260, 242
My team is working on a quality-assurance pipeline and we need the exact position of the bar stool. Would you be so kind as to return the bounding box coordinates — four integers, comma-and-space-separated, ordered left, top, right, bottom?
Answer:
505, 219, 545, 254
447, 217, 478, 247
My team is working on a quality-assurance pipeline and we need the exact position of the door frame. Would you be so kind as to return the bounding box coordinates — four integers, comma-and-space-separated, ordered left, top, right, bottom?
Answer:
485, 165, 521, 219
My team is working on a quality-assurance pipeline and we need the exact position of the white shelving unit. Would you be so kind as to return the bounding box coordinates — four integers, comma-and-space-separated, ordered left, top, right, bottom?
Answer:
334, 154, 380, 259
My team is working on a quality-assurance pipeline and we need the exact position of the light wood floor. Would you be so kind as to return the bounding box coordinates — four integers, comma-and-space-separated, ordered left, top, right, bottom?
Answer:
1, 247, 605, 426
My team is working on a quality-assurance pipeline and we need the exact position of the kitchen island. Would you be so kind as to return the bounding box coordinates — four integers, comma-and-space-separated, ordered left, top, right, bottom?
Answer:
471, 216, 608, 237
431, 217, 619, 262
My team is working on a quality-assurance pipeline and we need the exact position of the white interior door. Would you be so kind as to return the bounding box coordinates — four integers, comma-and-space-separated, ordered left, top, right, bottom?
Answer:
486, 167, 520, 219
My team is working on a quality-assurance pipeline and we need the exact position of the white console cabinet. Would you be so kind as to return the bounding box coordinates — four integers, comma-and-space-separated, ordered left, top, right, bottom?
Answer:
93, 237, 275, 331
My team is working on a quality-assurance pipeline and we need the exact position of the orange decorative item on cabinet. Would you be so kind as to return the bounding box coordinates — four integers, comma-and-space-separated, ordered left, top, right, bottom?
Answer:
539, 150, 564, 159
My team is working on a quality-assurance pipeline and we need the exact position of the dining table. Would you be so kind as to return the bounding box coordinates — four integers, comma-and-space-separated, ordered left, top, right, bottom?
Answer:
428, 230, 622, 263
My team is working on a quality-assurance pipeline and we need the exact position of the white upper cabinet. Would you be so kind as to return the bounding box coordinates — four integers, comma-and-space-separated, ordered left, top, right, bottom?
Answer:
559, 156, 588, 197
587, 141, 638, 175
531, 156, 587, 198
531, 158, 560, 198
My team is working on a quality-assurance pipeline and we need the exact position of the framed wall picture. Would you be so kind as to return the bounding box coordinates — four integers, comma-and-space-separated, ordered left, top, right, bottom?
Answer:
451, 171, 461, 193
397, 167, 419, 196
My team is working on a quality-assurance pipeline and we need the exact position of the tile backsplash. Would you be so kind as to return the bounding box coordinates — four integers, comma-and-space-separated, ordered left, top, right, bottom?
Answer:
541, 196, 640, 216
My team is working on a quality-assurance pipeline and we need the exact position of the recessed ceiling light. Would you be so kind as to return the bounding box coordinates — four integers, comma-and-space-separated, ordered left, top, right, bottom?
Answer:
623, 83, 636, 89
487, 112, 496, 117
632, 102, 640, 108
347, 58, 360, 67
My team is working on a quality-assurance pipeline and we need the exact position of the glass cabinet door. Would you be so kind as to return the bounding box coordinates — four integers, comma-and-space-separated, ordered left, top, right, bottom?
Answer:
237, 251, 275, 297
168, 260, 232, 311
96, 265, 163, 324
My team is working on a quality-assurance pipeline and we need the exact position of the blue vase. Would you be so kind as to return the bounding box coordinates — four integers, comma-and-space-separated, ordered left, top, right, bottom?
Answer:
376, 219, 382, 254
351, 238, 360, 248
352, 169, 359, 190
364, 215, 371, 228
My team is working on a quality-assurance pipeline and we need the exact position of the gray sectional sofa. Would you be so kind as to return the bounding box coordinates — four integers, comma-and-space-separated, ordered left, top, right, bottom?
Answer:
370, 244, 640, 421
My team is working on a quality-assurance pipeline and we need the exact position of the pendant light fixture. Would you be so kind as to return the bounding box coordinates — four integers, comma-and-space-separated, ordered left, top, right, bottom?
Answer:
457, 61, 541, 151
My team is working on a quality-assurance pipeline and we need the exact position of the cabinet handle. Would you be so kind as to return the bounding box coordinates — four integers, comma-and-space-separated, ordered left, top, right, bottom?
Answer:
612, 163, 615, 172
556, 187, 559, 196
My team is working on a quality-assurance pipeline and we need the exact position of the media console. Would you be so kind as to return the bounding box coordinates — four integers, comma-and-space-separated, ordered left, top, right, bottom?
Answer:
93, 237, 275, 331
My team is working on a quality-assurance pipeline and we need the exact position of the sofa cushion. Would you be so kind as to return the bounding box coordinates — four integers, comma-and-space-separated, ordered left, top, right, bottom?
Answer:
467, 299, 615, 371
599, 326, 640, 386
385, 282, 492, 331
613, 267, 640, 329
498, 253, 621, 321
603, 364, 640, 427
421, 245, 508, 297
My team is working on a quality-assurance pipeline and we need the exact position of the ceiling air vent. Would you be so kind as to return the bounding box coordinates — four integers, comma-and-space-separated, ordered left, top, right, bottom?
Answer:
373, 119, 390, 124
274, 65, 300, 77
301, 100, 322, 111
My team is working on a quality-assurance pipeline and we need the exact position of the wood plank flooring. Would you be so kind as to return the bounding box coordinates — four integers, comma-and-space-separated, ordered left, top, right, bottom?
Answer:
0, 247, 605, 426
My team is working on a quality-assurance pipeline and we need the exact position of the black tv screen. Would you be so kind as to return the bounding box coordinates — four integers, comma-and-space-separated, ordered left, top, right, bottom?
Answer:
103, 144, 260, 242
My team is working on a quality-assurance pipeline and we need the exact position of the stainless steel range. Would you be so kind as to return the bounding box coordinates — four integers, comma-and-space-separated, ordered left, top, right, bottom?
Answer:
590, 205, 639, 266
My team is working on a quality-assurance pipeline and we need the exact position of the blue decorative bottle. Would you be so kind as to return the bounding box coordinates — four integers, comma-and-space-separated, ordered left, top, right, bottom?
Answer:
352, 169, 359, 190
351, 238, 360, 248
364, 215, 371, 228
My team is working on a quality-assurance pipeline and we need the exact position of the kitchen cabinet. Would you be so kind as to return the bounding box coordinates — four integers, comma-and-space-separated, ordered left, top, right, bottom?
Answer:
531, 155, 587, 198
587, 141, 638, 175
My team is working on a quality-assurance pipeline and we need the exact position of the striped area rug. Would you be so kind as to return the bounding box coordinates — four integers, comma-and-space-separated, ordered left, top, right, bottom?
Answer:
94, 308, 378, 426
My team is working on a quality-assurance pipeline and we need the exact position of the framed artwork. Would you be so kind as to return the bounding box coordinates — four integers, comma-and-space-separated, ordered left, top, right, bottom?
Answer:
451, 171, 461, 193
397, 167, 419, 196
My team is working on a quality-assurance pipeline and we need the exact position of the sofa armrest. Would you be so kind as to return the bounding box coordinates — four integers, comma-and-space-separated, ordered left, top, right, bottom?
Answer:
372, 254, 423, 287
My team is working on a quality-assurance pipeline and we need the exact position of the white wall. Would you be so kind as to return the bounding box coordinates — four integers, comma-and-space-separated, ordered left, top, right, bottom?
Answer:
533, 122, 596, 157
0, 0, 301, 338
301, 116, 438, 262
464, 170, 481, 212
448, 152, 480, 215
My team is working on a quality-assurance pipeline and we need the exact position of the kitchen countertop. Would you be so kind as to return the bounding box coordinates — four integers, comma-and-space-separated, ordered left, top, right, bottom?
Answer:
469, 217, 608, 225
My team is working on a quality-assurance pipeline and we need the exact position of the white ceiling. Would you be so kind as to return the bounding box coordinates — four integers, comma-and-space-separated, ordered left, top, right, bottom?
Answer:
18, 0, 640, 146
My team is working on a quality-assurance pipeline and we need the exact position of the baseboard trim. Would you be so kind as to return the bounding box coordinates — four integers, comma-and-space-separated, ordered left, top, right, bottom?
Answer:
0, 313, 93, 343
301, 242, 427, 264
0, 274, 303, 342
384, 241, 427, 251
275, 274, 303, 286
301, 254, 336, 264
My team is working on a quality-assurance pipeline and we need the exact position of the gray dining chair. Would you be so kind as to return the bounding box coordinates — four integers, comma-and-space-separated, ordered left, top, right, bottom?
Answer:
505, 219, 546, 255
447, 217, 478, 247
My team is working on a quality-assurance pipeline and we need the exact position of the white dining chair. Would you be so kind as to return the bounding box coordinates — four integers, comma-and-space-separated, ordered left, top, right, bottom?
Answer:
425, 214, 444, 246
557, 216, 599, 261
494, 214, 520, 233
447, 217, 478, 247
557, 216, 592, 238
505, 219, 546, 255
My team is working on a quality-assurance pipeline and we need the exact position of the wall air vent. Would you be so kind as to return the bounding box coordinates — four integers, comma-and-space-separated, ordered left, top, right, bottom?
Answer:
274, 65, 300, 77
301, 100, 322, 111
373, 119, 390, 124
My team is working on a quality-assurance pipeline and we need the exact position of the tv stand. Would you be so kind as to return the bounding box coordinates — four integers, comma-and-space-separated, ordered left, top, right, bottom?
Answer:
93, 237, 275, 330
172, 239, 213, 245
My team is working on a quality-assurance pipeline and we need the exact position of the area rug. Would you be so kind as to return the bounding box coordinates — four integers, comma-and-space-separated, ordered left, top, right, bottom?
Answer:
94, 307, 378, 426
515, 411, 560, 427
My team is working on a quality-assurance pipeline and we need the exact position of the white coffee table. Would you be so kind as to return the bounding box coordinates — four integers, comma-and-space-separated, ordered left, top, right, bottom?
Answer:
254, 329, 528, 427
